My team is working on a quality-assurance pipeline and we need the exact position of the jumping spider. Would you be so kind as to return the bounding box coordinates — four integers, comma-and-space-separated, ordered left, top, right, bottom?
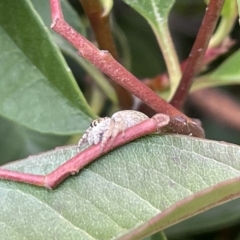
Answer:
78, 110, 149, 148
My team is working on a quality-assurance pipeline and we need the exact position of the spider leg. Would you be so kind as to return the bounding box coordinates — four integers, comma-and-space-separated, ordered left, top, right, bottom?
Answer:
77, 127, 91, 150
111, 113, 127, 141
101, 113, 127, 152
100, 118, 115, 150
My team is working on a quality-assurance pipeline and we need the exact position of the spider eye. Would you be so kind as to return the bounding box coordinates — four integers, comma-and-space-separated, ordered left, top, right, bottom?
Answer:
90, 119, 100, 127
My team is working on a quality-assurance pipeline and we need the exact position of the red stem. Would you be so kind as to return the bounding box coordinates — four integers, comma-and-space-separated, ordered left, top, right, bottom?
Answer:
0, 169, 45, 187
170, 0, 224, 109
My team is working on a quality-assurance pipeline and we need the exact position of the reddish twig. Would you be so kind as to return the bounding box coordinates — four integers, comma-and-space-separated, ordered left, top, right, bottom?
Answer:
0, 170, 45, 187
79, 0, 133, 109
49, 0, 191, 120
0, 113, 204, 189
170, 0, 224, 109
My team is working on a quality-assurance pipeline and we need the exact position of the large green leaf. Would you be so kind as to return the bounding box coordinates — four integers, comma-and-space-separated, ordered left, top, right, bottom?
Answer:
191, 50, 240, 91
1, 135, 240, 239
0, 0, 94, 135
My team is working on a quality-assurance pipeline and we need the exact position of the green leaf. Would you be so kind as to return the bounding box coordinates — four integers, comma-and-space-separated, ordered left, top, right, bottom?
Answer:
122, 0, 181, 100
1, 135, 240, 239
0, 0, 95, 135
191, 50, 240, 91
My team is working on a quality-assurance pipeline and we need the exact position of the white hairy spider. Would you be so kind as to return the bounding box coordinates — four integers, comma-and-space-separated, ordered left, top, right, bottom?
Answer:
78, 110, 149, 148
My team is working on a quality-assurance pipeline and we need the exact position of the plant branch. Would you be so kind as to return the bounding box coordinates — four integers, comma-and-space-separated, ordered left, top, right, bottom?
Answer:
170, 0, 224, 109
79, 0, 133, 109
49, 0, 192, 120
0, 113, 204, 188
0, 169, 45, 187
